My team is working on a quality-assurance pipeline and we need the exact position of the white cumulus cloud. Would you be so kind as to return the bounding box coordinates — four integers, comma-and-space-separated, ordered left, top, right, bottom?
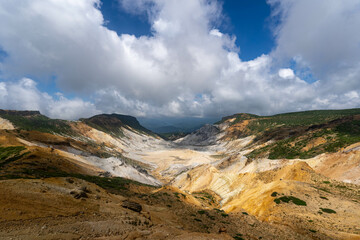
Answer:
0, 0, 359, 119
278, 68, 295, 79
0, 79, 99, 120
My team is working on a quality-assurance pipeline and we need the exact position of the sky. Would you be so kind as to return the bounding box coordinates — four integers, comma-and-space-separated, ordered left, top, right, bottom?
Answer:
0, 0, 360, 120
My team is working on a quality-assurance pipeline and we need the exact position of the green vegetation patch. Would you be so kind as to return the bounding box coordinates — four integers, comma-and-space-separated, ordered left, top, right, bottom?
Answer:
335, 185, 348, 189
0, 146, 28, 167
193, 191, 216, 204
81, 114, 156, 138
250, 109, 360, 130
210, 154, 228, 159
243, 109, 360, 160
173, 192, 186, 199
78, 175, 148, 192
271, 191, 278, 197
233, 233, 244, 240
0, 113, 74, 135
313, 186, 331, 193
197, 210, 206, 214
0, 167, 157, 194
320, 208, 336, 214
213, 208, 225, 213
274, 196, 307, 206
82, 119, 125, 138
216, 113, 259, 125
158, 132, 188, 141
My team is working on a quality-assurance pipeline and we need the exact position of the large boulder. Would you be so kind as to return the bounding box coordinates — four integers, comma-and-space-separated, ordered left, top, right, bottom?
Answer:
121, 200, 142, 213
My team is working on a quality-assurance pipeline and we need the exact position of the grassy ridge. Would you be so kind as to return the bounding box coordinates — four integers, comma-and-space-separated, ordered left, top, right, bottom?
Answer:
247, 119, 360, 159
0, 111, 155, 138
81, 114, 157, 138
229, 109, 360, 134
0, 113, 74, 135
218, 109, 360, 160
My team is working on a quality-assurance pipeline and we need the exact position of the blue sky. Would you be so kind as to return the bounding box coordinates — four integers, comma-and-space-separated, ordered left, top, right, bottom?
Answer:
0, 0, 360, 120
221, 0, 274, 61
101, 0, 275, 61
101, 0, 152, 37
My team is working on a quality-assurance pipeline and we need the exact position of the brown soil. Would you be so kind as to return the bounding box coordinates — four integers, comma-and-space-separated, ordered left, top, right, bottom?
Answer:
0, 177, 314, 240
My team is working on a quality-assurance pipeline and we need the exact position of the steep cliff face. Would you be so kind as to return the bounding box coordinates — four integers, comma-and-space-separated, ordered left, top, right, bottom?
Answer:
176, 124, 220, 146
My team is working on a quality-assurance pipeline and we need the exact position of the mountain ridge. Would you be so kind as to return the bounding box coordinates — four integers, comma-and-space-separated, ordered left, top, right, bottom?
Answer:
80, 113, 156, 137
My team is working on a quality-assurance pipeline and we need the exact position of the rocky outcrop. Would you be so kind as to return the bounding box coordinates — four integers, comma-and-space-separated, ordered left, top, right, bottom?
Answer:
177, 124, 220, 146
0, 117, 15, 130
122, 200, 142, 213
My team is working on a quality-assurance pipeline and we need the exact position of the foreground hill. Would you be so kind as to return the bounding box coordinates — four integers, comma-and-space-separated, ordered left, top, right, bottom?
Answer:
0, 109, 164, 185
1, 109, 360, 239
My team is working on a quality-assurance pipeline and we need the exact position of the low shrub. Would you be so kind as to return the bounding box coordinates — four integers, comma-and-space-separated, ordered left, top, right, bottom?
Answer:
320, 208, 336, 214
274, 196, 307, 206
271, 192, 278, 197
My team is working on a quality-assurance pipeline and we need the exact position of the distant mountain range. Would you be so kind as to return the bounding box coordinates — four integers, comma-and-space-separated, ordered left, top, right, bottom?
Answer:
138, 116, 220, 133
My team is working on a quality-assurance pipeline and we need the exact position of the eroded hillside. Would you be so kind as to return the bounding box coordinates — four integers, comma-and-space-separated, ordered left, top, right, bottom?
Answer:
1, 109, 360, 239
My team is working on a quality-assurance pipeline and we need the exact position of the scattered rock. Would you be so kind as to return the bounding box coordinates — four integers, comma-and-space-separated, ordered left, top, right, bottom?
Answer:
80, 186, 91, 193
122, 200, 142, 213
66, 178, 74, 184
142, 211, 151, 220
75, 191, 88, 199
100, 171, 111, 177
70, 189, 88, 199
